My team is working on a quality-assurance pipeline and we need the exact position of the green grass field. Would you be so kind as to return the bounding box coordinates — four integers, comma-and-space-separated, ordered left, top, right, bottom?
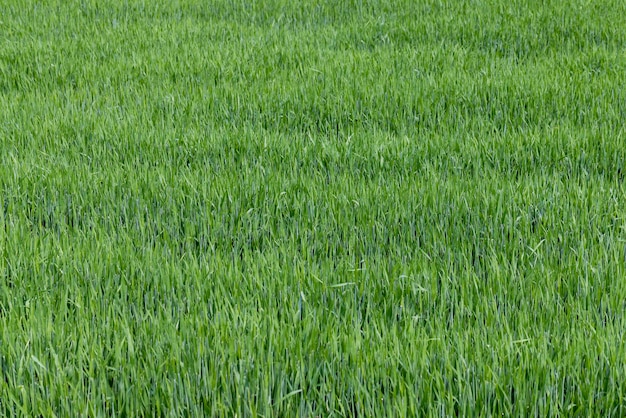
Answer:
2, 0, 626, 415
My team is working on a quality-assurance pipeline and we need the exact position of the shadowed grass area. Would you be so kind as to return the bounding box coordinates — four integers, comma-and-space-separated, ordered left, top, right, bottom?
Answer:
1, 0, 626, 415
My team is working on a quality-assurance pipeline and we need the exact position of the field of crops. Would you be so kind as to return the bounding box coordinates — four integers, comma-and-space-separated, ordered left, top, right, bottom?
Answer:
2, 0, 626, 415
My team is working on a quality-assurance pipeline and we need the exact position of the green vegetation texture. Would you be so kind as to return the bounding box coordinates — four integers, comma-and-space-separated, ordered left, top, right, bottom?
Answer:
1, 0, 626, 415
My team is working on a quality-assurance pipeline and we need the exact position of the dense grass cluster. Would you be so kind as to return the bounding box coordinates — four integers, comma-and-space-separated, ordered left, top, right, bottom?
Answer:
2, 0, 626, 415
